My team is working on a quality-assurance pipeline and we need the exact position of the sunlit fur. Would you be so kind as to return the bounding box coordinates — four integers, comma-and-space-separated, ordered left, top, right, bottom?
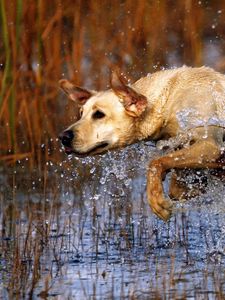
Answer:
61, 66, 225, 221
66, 90, 137, 154
66, 66, 225, 155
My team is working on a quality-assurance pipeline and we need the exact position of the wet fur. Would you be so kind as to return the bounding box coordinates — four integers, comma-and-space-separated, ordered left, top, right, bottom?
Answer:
59, 66, 225, 221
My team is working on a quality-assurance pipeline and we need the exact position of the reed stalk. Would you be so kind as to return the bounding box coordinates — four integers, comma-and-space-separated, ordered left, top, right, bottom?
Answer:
0, 0, 223, 164
0, 0, 15, 150
16, 0, 23, 51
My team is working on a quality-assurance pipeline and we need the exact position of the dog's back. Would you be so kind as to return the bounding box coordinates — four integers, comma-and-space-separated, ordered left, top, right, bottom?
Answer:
133, 66, 225, 144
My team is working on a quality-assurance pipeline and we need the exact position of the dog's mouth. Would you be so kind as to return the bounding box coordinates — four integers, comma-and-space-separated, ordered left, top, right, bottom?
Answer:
64, 146, 74, 155
86, 142, 109, 155
63, 142, 109, 156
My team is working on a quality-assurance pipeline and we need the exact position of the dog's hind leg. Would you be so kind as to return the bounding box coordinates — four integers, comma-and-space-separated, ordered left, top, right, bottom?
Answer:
147, 139, 224, 221
168, 171, 207, 200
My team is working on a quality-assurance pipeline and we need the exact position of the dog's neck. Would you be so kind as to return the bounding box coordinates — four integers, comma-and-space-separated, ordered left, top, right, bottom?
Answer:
134, 104, 164, 141
132, 68, 182, 141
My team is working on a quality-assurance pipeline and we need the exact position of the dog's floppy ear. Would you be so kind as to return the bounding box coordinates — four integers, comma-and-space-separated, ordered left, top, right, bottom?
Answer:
110, 70, 147, 117
59, 79, 92, 105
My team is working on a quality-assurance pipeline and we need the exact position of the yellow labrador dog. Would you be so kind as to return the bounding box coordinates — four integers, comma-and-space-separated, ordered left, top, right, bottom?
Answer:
59, 66, 225, 221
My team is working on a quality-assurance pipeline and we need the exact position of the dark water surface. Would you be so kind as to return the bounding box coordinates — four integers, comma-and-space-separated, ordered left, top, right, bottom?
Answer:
1, 142, 225, 299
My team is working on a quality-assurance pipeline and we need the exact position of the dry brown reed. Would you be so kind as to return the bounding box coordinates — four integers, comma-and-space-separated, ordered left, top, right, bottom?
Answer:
0, 0, 225, 166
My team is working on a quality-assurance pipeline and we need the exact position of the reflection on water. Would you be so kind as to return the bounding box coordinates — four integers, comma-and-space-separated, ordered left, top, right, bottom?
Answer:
0, 142, 225, 299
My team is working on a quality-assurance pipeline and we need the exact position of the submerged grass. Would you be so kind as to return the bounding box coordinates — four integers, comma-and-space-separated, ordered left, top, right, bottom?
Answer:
1, 159, 225, 298
0, 0, 225, 165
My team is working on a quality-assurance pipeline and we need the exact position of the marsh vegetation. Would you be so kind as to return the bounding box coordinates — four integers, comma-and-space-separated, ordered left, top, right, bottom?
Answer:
0, 1, 225, 299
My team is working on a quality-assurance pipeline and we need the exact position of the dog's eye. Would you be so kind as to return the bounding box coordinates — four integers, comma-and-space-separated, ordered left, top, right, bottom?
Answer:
92, 110, 105, 119
79, 108, 83, 117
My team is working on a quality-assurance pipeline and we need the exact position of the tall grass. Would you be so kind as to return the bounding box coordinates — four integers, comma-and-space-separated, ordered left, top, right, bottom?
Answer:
0, 0, 225, 165
0, 0, 14, 149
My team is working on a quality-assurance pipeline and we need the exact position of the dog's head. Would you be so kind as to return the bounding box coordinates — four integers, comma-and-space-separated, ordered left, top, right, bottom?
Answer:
59, 71, 148, 156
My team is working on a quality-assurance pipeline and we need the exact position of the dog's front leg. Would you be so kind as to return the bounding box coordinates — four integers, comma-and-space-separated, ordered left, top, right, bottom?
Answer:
147, 159, 173, 221
147, 139, 223, 221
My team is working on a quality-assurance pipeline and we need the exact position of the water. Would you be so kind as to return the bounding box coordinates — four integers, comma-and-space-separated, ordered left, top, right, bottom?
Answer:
0, 142, 225, 299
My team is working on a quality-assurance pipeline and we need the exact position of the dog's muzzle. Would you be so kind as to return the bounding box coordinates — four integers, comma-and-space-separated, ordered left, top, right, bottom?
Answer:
59, 130, 74, 154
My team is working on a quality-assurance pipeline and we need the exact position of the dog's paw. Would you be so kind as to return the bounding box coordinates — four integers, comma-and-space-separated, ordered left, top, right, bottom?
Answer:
150, 197, 173, 221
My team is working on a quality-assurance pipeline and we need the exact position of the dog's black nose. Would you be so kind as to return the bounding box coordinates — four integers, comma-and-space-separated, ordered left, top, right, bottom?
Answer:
59, 130, 74, 147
